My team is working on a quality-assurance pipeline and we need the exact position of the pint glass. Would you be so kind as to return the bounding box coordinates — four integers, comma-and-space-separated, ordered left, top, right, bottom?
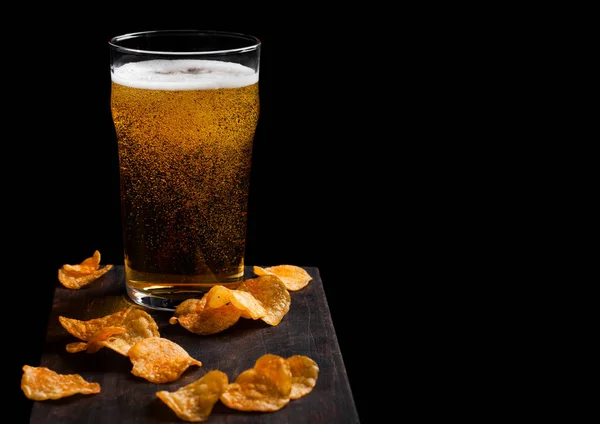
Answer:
108, 30, 260, 311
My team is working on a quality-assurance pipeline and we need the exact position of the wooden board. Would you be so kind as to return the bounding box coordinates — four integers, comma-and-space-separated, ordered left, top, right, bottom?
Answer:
29, 266, 359, 423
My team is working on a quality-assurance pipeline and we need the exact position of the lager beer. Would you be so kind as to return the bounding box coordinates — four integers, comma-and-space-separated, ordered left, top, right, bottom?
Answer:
109, 33, 260, 311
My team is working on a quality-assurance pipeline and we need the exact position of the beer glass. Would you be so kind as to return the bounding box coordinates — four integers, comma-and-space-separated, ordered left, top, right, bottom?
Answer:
108, 30, 261, 311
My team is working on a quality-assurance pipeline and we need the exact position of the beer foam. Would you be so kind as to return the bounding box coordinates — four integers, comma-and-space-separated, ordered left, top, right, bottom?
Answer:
111, 59, 258, 90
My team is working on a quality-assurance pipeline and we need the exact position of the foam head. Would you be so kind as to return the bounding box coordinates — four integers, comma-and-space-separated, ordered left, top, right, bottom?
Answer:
111, 59, 258, 90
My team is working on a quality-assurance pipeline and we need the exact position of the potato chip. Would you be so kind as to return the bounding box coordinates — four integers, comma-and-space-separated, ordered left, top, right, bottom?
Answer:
237, 275, 291, 326
128, 337, 202, 383
253, 265, 312, 291
230, 290, 268, 320
58, 250, 114, 289
59, 306, 133, 341
66, 326, 127, 354
97, 307, 160, 355
204, 285, 267, 320
156, 370, 229, 422
62, 250, 101, 275
21, 365, 100, 401
169, 296, 241, 335
58, 265, 114, 289
220, 353, 292, 412
287, 355, 319, 399
203, 285, 232, 309
60, 306, 160, 355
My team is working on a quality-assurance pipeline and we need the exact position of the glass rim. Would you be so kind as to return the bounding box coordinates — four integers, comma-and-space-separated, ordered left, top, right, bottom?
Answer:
108, 29, 261, 56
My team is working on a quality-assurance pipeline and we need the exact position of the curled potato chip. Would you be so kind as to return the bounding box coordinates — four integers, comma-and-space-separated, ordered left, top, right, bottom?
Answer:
59, 306, 133, 341
62, 250, 101, 275
253, 265, 312, 291
220, 354, 292, 412
58, 250, 113, 289
203, 285, 232, 309
204, 285, 267, 320
156, 370, 229, 422
97, 308, 160, 355
21, 365, 100, 401
60, 306, 159, 355
58, 265, 113, 290
128, 337, 202, 383
287, 355, 319, 399
169, 297, 241, 335
237, 275, 291, 326
66, 326, 127, 354
231, 290, 268, 320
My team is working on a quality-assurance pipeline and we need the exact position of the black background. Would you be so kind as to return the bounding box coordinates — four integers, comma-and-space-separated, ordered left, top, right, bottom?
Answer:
9, 9, 390, 424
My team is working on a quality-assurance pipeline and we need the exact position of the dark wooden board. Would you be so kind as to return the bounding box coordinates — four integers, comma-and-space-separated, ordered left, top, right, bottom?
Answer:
29, 266, 359, 424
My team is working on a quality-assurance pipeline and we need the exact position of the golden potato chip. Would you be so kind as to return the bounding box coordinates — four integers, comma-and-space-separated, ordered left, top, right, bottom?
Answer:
66, 326, 127, 354
237, 275, 291, 326
59, 306, 133, 341
220, 353, 292, 412
230, 290, 268, 320
287, 355, 319, 399
58, 250, 114, 290
128, 337, 202, 383
60, 306, 160, 355
156, 370, 229, 422
253, 265, 312, 291
97, 307, 160, 355
169, 298, 203, 324
204, 285, 267, 320
21, 365, 100, 401
169, 296, 241, 335
62, 250, 101, 275
203, 285, 232, 309
58, 265, 113, 290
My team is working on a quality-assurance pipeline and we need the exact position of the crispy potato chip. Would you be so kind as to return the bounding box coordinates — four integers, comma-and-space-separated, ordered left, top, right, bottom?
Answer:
287, 355, 319, 399
169, 298, 203, 325
169, 297, 241, 335
60, 306, 160, 355
59, 306, 133, 340
230, 290, 268, 320
97, 308, 160, 355
21, 365, 100, 401
128, 337, 202, 383
237, 275, 291, 326
58, 265, 113, 290
253, 265, 312, 291
203, 285, 232, 309
204, 285, 267, 320
156, 370, 229, 422
60, 265, 113, 289
220, 354, 292, 412
58, 251, 114, 290
62, 250, 101, 275
66, 326, 127, 354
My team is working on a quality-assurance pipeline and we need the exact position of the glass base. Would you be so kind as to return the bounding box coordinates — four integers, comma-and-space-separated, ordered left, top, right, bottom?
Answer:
126, 283, 245, 312
124, 265, 245, 311
125, 285, 193, 311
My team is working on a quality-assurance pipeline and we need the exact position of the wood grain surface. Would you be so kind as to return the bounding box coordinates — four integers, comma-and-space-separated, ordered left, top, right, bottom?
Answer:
28, 266, 359, 423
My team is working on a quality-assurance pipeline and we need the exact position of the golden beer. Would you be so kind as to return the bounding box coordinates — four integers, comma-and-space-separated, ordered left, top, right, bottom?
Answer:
110, 58, 259, 309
